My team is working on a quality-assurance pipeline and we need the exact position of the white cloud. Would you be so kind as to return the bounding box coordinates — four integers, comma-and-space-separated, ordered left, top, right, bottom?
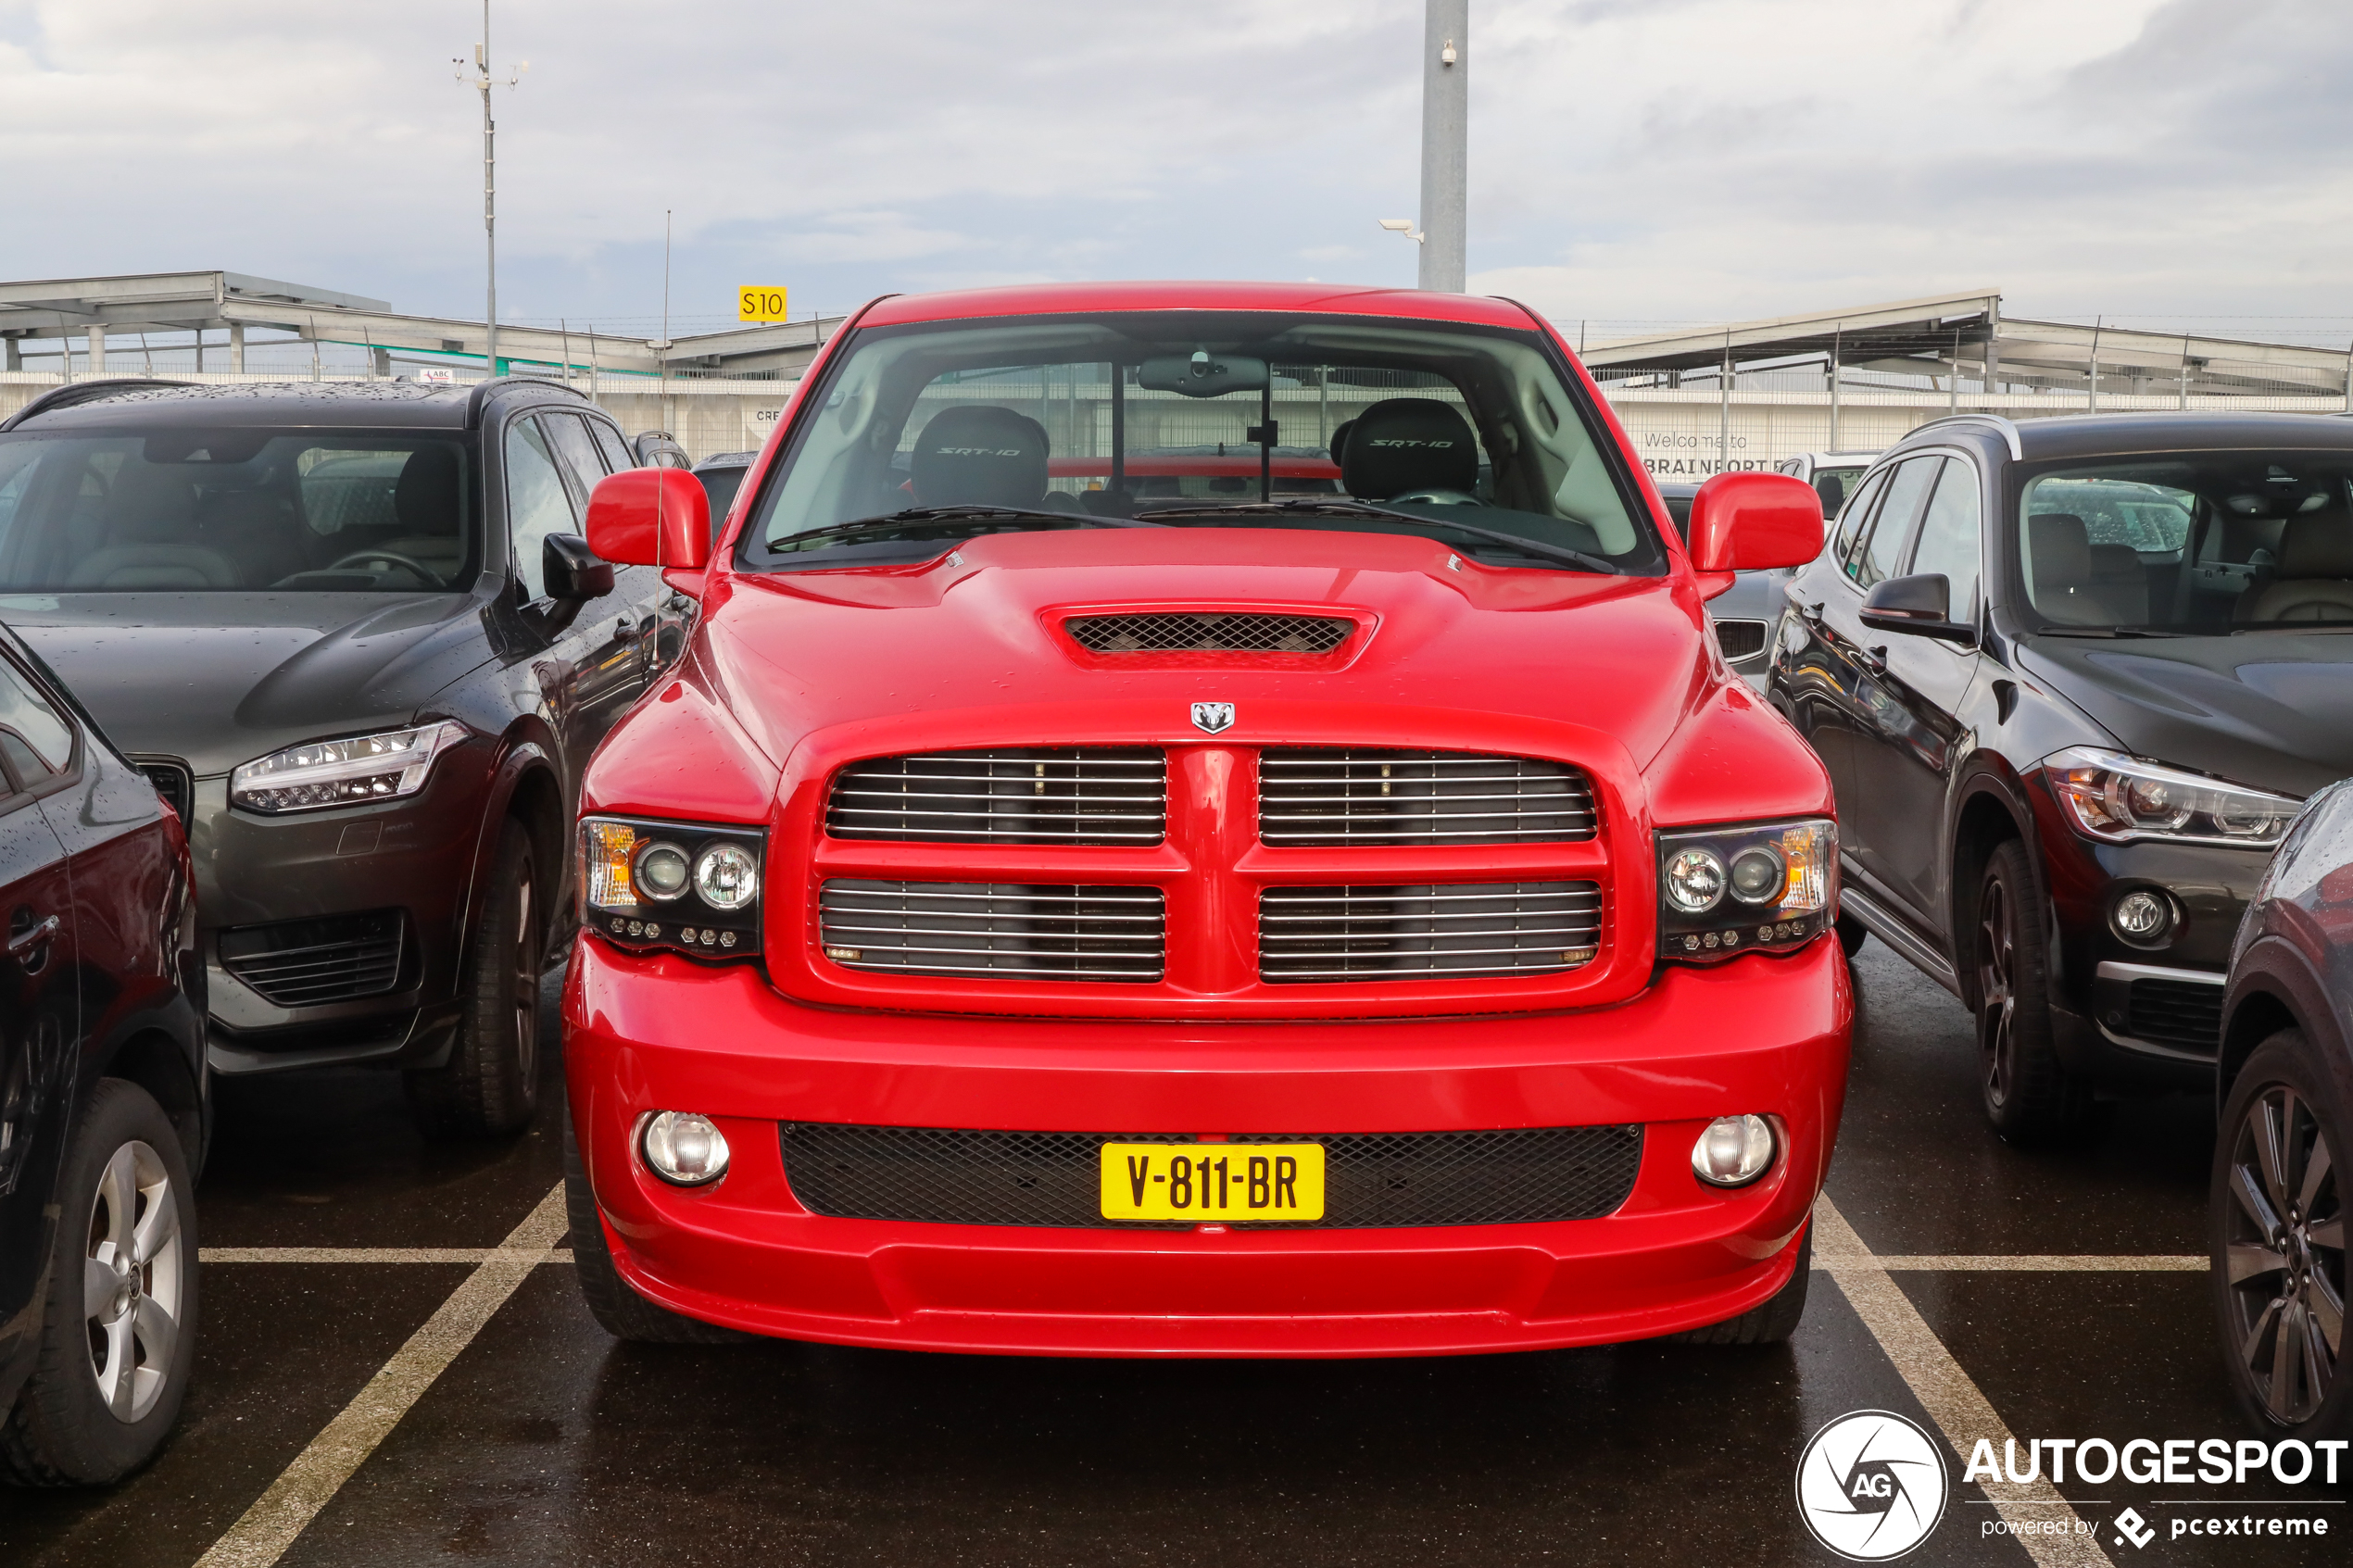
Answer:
0, 0, 2345, 336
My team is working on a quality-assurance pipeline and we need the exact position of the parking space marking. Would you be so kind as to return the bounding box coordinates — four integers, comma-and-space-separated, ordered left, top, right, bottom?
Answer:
1815, 1196, 2115, 1568
201, 1248, 576, 1264
191, 1182, 569, 1568
1820, 1254, 2204, 1272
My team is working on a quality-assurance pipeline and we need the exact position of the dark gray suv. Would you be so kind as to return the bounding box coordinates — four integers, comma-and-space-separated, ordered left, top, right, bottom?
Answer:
0, 378, 686, 1136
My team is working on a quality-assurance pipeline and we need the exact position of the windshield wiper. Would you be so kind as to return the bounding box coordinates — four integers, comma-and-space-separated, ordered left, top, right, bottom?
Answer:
1140, 498, 1623, 575
774, 506, 1154, 553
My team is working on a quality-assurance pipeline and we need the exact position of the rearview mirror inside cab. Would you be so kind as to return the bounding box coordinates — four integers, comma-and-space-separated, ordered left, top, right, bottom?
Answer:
1685, 472, 1825, 576
1859, 572, 1977, 646
1138, 352, 1271, 398
585, 469, 711, 571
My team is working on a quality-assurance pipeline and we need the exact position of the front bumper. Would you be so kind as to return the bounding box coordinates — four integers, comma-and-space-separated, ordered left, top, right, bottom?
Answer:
562, 935, 1852, 1357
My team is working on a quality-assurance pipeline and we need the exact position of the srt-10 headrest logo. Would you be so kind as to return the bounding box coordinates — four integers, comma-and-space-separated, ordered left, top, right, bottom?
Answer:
1365, 438, 1455, 448
932, 446, 1026, 457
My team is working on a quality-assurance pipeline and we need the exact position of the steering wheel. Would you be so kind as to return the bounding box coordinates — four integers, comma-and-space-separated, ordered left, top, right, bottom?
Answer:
1389, 488, 1480, 507
323, 549, 440, 583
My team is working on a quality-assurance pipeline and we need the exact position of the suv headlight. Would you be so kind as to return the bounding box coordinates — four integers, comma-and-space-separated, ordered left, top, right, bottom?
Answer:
580, 815, 764, 958
230, 720, 471, 814
2044, 746, 2299, 847
1658, 818, 1836, 961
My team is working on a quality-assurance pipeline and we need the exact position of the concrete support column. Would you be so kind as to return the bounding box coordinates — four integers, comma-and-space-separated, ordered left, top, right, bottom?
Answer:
1417, 0, 1467, 292
373, 346, 393, 378
4, 336, 19, 372
229, 321, 245, 374
85, 324, 107, 376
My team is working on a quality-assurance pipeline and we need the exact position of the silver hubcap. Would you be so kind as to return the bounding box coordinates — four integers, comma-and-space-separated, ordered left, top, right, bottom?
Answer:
2225, 1085, 2346, 1424
82, 1139, 183, 1424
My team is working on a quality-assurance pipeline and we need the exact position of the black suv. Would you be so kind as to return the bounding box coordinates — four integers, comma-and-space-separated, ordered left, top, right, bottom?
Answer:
0, 379, 684, 1136
1770, 412, 2353, 1142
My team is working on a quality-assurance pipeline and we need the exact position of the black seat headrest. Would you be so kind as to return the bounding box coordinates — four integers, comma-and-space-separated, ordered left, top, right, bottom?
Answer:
2276, 513, 2353, 579
395, 445, 463, 534
1340, 398, 1478, 500
1327, 419, 1355, 466
2028, 512, 2091, 585
909, 406, 1049, 508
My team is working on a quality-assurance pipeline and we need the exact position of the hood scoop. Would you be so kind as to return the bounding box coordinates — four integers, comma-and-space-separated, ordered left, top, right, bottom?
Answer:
1064, 610, 1354, 655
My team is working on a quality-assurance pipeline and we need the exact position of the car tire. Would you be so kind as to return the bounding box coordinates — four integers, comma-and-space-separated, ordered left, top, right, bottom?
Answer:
1671, 1225, 1810, 1346
563, 1108, 747, 1344
0, 1079, 199, 1486
408, 819, 545, 1141
1972, 839, 2101, 1147
2211, 1029, 2351, 1440
1836, 909, 1868, 958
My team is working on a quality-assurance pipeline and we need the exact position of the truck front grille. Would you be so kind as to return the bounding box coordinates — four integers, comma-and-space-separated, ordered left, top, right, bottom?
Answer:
778, 1123, 1644, 1229
1064, 611, 1353, 654
1258, 749, 1596, 845
1259, 881, 1603, 982
826, 747, 1166, 845
819, 880, 1165, 982
1712, 618, 1769, 662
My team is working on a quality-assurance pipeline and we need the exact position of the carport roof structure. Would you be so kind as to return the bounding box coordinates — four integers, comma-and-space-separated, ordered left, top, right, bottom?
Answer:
1581, 287, 2353, 399
0, 270, 843, 379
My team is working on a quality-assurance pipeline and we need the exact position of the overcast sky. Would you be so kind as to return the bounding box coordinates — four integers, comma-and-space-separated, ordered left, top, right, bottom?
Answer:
2, 0, 2347, 341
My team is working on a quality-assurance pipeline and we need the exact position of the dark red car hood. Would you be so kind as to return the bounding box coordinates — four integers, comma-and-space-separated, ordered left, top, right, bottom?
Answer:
693, 526, 1713, 772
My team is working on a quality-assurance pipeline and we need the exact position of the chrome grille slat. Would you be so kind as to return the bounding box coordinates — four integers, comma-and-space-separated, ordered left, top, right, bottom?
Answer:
828, 747, 1167, 846
1066, 611, 1354, 655
821, 880, 1165, 982
1258, 749, 1597, 847
1259, 882, 1603, 983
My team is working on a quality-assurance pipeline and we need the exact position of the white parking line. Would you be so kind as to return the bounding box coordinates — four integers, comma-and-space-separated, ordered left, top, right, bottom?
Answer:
201, 1248, 576, 1264
1815, 1195, 2115, 1568
191, 1182, 569, 1568
1822, 1254, 2204, 1273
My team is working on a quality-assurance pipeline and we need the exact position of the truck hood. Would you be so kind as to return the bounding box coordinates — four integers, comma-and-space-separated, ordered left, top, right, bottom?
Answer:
2017, 632, 2353, 799
2, 591, 494, 777
698, 527, 1713, 771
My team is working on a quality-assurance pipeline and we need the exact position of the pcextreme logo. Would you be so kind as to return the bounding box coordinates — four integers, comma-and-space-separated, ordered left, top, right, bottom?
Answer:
1795, 1411, 1951, 1561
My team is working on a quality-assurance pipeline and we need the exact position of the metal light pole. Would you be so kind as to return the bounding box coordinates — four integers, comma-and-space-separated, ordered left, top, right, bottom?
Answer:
457, 4, 525, 373
1417, 0, 1467, 292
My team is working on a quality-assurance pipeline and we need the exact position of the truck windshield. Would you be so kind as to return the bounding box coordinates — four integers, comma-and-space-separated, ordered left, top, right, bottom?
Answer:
2019, 455, 2353, 633
0, 429, 477, 593
739, 311, 1664, 575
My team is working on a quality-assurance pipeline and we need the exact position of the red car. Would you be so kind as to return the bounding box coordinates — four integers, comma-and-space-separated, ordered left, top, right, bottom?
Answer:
560, 282, 1849, 1357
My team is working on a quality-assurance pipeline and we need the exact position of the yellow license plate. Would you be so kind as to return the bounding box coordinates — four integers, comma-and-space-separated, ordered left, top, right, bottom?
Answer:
1099, 1142, 1326, 1223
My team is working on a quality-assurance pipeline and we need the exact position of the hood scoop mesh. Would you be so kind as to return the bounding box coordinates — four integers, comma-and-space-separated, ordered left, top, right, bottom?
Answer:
1066, 612, 1352, 655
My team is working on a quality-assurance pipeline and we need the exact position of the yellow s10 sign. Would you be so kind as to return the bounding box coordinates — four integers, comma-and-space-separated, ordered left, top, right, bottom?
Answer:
737, 286, 789, 322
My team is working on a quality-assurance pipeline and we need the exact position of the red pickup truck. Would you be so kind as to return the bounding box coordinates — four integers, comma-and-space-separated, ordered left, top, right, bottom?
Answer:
560, 281, 1850, 1356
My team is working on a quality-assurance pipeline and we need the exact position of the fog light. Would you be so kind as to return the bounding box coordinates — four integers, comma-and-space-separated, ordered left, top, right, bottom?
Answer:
1692, 1114, 1776, 1187
639, 1110, 730, 1186
2111, 889, 2173, 944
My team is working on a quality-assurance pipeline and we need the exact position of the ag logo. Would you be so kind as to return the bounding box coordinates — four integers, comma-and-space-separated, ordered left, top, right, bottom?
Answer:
1190, 701, 1236, 734
1794, 1411, 1949, 1561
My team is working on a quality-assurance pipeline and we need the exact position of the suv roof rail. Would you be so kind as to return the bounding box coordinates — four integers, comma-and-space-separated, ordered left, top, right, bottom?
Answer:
1905, 413, 2022, 461
463, 373, 590, 428
0, 378, 195, 433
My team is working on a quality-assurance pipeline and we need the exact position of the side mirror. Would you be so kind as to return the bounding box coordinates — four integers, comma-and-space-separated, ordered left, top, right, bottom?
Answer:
585, 469, 711, 570
1860, 572, 1977, 646
1686, 472, 1826, 574
543, 533, 615, 602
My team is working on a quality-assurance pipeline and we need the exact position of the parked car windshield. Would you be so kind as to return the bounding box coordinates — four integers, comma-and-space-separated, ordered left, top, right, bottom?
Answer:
0, 429, 477, 593
2018, 454, 2353, 633
740, 311, 1663, 575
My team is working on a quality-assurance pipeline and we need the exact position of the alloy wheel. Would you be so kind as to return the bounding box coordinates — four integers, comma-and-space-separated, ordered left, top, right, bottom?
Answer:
82, 1139, 184, 1424
1976, 877, 2017, 1110
2223, 1085, 2346, 1424
510, 876, 537, 1085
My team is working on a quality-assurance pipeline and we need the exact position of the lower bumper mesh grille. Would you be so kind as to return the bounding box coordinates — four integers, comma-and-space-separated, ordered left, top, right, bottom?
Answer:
2126, 977, 2222, 1054
219, 910, 405, 1008
778, 1123, 1644, 1229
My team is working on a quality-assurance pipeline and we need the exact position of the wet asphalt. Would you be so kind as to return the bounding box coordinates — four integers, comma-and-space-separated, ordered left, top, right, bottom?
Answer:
6, 941, 2346, 1566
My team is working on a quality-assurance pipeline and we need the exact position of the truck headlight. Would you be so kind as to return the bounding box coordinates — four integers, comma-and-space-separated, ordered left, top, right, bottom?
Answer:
1658, 818, 1835, 961
230, 720, 471, 814
2045, 746, 2298, 847
581, 815, 764, 958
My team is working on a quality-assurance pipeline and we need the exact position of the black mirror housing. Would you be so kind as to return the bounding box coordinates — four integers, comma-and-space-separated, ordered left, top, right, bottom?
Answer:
1859, 572, 1975, 645
544, 533, 616, 603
